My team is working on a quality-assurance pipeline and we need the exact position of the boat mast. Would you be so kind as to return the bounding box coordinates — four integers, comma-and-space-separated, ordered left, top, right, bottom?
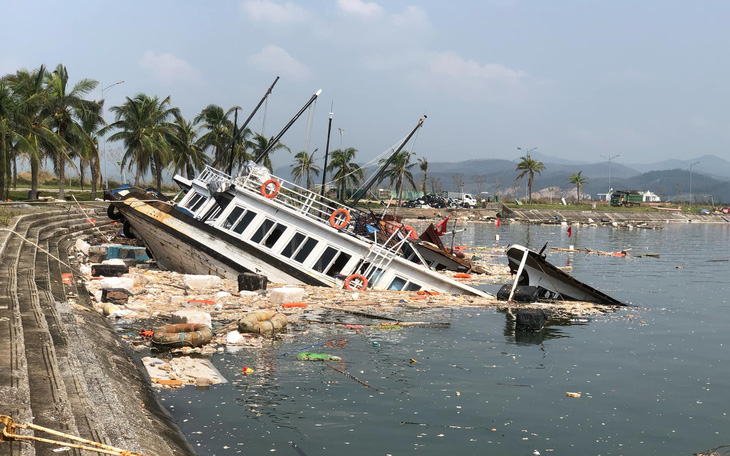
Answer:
320, 108, 333, 197
349, 115, 426, 207
254, 89, 322, 165
223, 76, 280, 174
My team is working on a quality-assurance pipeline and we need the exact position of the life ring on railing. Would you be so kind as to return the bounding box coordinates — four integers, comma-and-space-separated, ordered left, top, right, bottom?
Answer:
343, 274, 368, 290
150, 323, 214, 348
329, 208, 351, 229
260, 179, 281, 198
386, 223, 417, 240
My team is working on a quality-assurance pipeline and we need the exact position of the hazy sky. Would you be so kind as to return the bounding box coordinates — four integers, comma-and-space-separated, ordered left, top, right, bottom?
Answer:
3, 0, 730, 175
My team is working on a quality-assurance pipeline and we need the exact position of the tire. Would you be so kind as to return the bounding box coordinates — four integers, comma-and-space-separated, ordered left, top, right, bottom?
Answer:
107, 204, 124, 221
496, 284, 539, 302
122, 220, 136, 239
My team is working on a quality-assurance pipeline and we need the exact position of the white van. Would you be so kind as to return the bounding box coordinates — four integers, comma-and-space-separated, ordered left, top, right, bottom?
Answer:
462, 194, 477, 207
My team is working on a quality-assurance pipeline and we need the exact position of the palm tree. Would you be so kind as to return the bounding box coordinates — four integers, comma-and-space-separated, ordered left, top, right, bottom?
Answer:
228, 126, 253, 174
108, 94, 179, 190
77, 100, 105, 198
327, 147, 364, 200
0, 79, 16, 200
249, 133, 289, 172
380, 150, 417, 207
291, 149, 320, 189
569, 171, 589, 203
515, 155, 545, 203
168, 113, 209, 179
195, 104, 233, 165
6, 65, 65, 199
45, 64, 98, 199
418, 157, 428, 195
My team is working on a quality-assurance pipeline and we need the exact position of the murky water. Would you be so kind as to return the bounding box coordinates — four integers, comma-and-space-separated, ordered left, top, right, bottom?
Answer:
159, 222, 730, 455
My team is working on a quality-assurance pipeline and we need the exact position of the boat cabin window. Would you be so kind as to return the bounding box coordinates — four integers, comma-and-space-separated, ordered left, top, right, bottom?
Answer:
202, 194, 232, 223
295, 238, 318, 263
184, 193, 207, 213
251, 218, 286, 249
388, 276, 422, 291
313, 247, 338, 274
325, 251, 351, 277
355, 261, 383, 285
223, 207, 244, 230
233, 210, 257, 235
389, 276, 407, 291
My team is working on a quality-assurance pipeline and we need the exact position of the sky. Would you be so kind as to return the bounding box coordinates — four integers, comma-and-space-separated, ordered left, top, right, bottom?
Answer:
3, 0, 730, 179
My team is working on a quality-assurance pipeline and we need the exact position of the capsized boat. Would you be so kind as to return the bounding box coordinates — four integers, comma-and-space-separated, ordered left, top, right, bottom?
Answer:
505, 244, 624, 305
108, 97, 490, 297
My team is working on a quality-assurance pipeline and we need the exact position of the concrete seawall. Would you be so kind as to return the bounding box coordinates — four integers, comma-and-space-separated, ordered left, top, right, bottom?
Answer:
0, 208, 195, 456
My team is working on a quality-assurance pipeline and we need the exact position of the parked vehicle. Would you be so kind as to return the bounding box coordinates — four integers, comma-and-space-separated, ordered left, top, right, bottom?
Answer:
610, 190, 642, 207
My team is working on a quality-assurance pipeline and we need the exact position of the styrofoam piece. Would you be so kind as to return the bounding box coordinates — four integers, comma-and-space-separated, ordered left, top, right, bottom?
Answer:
75, 239, 90, 256
239, 290, 257, 298
98, 277, 135, 291
183, 274, 222, 290
269, 287, 305, 305
102, 258, 127, 266
225, 330, 245, 345
171, 310, 212, 327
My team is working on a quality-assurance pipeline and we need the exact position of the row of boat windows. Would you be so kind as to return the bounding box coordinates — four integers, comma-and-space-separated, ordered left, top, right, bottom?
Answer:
181, 191, 421, 292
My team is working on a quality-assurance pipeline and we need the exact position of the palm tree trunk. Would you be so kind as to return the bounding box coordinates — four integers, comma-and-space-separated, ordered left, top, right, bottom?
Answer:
30, 154, 39, 200
154, 156, 163, 190
90, 156, 99, 199
58, 155, 66, 200
12, 155, 17, 189
79, 157, 86, 191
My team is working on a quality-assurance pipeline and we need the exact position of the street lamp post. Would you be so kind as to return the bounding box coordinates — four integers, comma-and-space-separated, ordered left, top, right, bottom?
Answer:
600, 154, 620, 201
101, 80, 124, 189
337, 127, 345, 150
689, 161, 699, 208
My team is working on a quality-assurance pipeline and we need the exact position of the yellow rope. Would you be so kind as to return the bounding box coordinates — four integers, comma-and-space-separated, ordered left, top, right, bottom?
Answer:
1, 415, 147, 456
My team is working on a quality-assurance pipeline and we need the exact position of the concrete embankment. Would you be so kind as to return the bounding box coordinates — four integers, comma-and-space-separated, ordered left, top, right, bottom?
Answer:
0, 206, 195, 456
394, 203, 729, 225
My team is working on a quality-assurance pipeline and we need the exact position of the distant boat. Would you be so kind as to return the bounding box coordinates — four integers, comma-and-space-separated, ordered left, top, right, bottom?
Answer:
504, 244, 624, 305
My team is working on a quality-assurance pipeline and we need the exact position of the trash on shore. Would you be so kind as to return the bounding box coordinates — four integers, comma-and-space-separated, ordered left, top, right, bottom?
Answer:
142, 356, 227, 388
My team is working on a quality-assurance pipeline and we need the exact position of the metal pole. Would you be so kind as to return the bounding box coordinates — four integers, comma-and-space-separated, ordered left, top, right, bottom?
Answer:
600, 154, 619, 200
320, 110, 333, 197
101, 80, 124, 189
689, 161, 699, 208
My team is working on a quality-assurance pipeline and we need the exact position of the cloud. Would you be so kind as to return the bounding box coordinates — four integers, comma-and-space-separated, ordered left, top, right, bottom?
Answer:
139, 51, 205, 86
249, 45, 310, 80
336, 0, 384, 19
240, 0, 308, 24
391, 6, 428, 28
429, 51, 526, 81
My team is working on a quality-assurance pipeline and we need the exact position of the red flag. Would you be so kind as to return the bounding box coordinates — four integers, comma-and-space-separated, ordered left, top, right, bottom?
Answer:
435, 216, 450, 236
567, 226, 572, 237
496, 218, 501, 227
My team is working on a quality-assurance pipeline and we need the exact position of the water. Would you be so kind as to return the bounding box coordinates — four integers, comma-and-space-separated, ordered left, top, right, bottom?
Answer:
159, 222, 730, 455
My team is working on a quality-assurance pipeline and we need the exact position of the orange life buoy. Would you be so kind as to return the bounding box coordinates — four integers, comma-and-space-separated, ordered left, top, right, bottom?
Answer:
260, 179, 281, 198
343, 273, 368, 290
454, 273, 472, 279
329, 208, 351, 229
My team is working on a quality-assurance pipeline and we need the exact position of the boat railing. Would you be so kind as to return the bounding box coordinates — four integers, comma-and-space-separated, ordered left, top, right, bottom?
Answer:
195, 165, 375, 243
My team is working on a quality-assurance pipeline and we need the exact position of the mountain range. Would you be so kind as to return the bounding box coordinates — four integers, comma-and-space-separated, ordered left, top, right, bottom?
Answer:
419, 153, 730, 205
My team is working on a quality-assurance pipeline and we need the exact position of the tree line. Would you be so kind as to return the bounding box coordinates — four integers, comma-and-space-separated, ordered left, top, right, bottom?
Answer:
0, 64, 438, 205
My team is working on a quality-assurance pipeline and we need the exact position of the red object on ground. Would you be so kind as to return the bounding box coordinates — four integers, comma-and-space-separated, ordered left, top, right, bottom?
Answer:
282, 303, 308, 308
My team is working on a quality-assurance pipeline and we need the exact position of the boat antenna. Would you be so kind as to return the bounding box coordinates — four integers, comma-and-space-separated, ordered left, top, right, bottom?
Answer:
218, 76, 280, 172
320, 105, 333, 197
349, 115, 426, 207
254, 89, 323, 165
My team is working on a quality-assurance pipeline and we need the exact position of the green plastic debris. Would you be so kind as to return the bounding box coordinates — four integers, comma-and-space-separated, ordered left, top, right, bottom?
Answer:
296, 352, 342, 361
